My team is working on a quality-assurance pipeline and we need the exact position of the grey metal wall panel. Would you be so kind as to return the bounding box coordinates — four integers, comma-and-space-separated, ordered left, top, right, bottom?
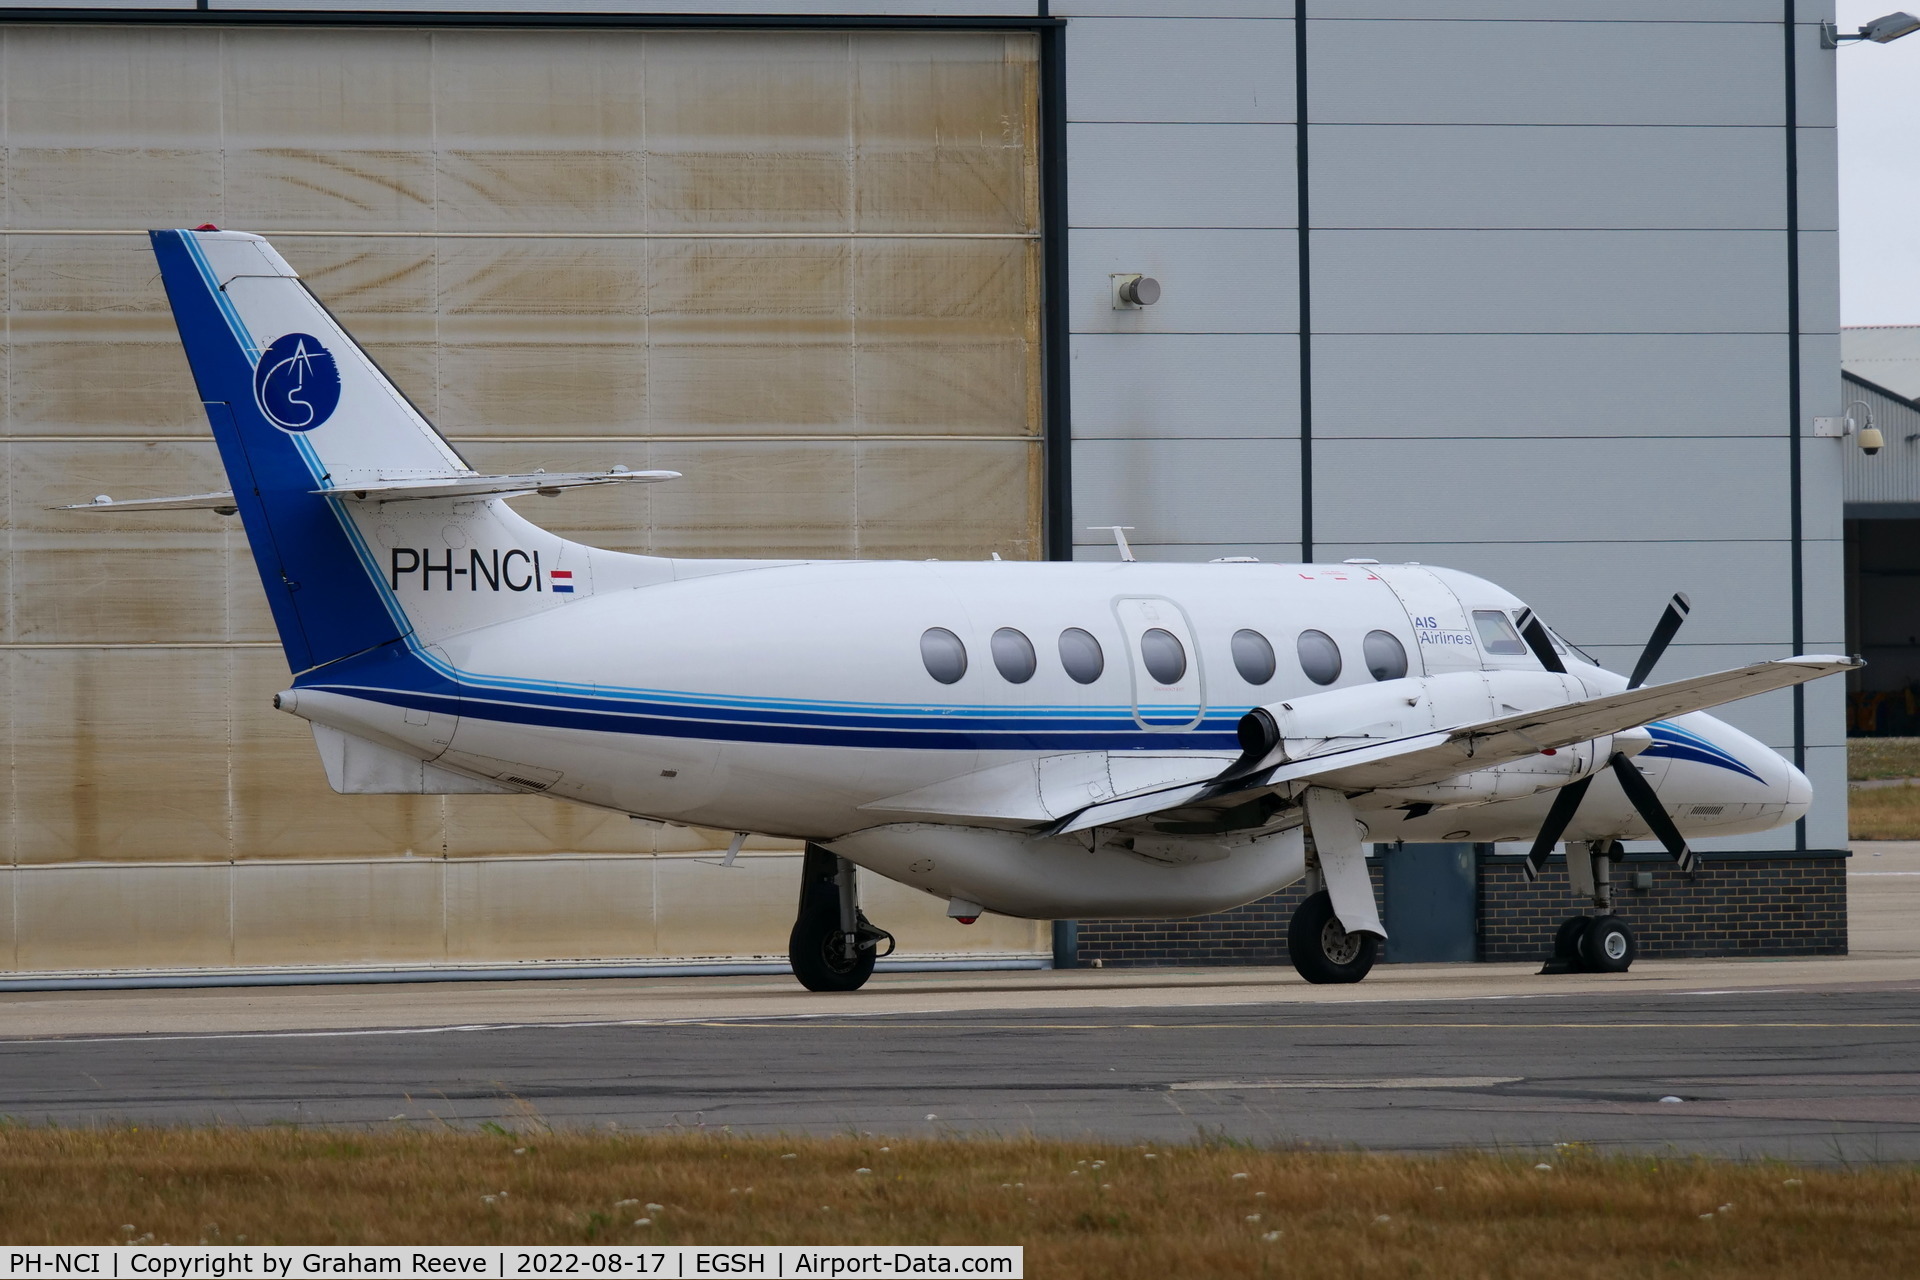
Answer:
1312, 2, 1786, 17
1798, 230, 1841, 335
1071, 334, 1299, 440
1311, 230, 1788, 334
1063, 18, 1294, 124
1077, 540, 1303, 563
1313, 539, 1797, 647
1312, 333, 1788, 438
1309, 21, 1782, 126
1054, 1, 1288, 15
1069, 228, 1297, 334
1797, 127, 1838, 233
1312, 125, 1787, 231
1792, 19, 1837, 130
1072, 437, 1302, 546
1068, 124, 1295, 229
1313, 436, 1790, 543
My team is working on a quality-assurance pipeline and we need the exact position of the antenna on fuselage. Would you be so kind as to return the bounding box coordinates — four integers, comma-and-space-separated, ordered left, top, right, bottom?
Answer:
1088, 526, 1137, 563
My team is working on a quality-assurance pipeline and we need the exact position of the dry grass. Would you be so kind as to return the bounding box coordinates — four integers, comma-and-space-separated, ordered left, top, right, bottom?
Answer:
1849, 737, 1920, 781
0, 1128, 1916, 1278
1849, 782, 1920, 840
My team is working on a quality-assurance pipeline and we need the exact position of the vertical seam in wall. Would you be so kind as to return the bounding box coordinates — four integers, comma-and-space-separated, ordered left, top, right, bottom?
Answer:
1784, 0, 1806, 852
1040, 22, 1071, 562
1295, 1, 1313, 562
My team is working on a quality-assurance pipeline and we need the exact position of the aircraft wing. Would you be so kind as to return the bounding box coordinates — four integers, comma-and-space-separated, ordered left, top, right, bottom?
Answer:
1052, 654, 1857, 835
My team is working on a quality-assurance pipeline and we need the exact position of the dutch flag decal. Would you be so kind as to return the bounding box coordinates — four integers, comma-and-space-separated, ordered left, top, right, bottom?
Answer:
549, 569, 574, 594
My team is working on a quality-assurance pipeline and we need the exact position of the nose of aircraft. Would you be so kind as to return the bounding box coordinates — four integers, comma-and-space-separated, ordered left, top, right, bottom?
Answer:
1665, 712, 1810, 829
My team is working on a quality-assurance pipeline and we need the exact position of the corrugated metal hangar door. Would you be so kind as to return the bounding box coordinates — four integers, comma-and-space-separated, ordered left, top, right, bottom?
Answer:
0, 25, 1048, 973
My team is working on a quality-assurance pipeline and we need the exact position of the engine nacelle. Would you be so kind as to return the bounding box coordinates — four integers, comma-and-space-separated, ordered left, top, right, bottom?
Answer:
1234, 670, 1652, 809
1236, 669, 1596, 766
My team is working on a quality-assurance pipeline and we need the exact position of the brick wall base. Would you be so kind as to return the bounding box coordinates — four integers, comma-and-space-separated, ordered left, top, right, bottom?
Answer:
1478, 854, 1847, 960
1068, 851, 1847, 967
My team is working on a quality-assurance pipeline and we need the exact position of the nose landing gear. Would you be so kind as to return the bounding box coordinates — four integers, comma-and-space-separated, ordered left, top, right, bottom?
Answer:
789, 843, 895, 992
1541, 840, 1639, 974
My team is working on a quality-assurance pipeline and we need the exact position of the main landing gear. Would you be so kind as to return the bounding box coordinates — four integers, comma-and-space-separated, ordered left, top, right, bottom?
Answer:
788, 843, 894, 992
1542, 840, 1639, 975
1288, 889, 1379, 984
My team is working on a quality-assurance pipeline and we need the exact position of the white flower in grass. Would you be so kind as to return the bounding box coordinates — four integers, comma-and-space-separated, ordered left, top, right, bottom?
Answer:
1534, 1163, 1552, 1171
633, 1219, 652, 1227
1374, 1215, 1391, 1225
645, 1203, 663, 1212
1231, 1172, 1249, 1180
1246, 1214, 1261, 1223
1262, 1231, 1282, 1242
614, 1199, 638, 1208
855, 1169, 872, 1176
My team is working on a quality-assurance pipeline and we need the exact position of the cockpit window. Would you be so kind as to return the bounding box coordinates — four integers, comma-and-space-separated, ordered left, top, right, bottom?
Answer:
1471, 610, 1528, 656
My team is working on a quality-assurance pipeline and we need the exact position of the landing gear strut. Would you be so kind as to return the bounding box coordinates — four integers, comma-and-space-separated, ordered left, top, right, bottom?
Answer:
1541, 840, 1638, 975
788, 843, 894, 992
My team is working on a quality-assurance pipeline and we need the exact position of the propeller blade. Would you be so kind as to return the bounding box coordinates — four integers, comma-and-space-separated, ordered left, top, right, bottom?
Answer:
1514, 608, 1567, 675
1608, 752, 1697, 873
1522, 774, 1592, 881
1626, 592, 1691, 690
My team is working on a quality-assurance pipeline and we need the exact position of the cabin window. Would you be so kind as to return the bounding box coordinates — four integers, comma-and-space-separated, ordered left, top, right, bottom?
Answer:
1140, 628, 1187, 685
991, 627, 1038, 684
1231, 629, 1276, 685
1472, 609, 1529, 656
920, 627, 968, 684
1363, 630, 1409, 681
1058, 627, 1105, 684
1297, 629, 1342, 685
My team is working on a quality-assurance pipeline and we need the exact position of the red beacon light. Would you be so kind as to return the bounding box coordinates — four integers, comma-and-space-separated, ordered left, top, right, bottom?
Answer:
193, 223, 220, 231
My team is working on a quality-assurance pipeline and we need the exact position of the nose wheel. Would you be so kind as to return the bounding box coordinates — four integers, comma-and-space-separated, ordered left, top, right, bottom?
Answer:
1540, 841, 1638, 974
788, 843, 894, 992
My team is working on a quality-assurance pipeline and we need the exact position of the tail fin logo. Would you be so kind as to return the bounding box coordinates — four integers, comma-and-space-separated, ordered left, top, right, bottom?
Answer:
253, 332, 341, 432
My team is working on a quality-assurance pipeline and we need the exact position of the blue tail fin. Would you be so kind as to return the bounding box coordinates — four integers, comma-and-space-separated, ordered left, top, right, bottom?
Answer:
152, 228, 449, 672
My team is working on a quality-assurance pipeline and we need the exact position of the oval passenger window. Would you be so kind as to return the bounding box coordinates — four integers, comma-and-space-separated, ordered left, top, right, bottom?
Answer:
1231, 629, 1276, 685
1297, 629, 1342, 685
920, 627, 968, 685
1140, 628, 1187, 685
1363, 629, 1409, 681
991, 627, 1037, 684
1058, 627, 1105, 684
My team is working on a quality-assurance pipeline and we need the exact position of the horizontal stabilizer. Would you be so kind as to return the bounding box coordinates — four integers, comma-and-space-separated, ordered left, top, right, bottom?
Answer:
316, 469, 679, 503
56, 491, 238, 514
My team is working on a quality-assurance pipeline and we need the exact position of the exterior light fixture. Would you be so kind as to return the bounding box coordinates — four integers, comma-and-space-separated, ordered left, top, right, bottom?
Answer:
1111, 273, 1161, 309
1822, 10, 1920, 46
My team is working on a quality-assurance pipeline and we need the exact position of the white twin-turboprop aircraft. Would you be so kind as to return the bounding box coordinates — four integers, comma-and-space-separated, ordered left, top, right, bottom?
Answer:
72, 228, 1857, 989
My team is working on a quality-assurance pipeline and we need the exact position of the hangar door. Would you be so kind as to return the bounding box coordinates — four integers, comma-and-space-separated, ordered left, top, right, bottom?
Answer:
1, 26, 1046, 972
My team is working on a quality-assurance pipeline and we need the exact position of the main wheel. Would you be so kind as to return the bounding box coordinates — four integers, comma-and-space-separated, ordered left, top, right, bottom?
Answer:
788, 902, 877, 992
1578, 914, 1636, 973
1552, 916, 1592, 971
1287, 890, 1378, 985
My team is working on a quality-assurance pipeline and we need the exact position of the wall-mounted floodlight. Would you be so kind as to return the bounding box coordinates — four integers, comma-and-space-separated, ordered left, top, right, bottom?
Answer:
1822, 11, 1920, 46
